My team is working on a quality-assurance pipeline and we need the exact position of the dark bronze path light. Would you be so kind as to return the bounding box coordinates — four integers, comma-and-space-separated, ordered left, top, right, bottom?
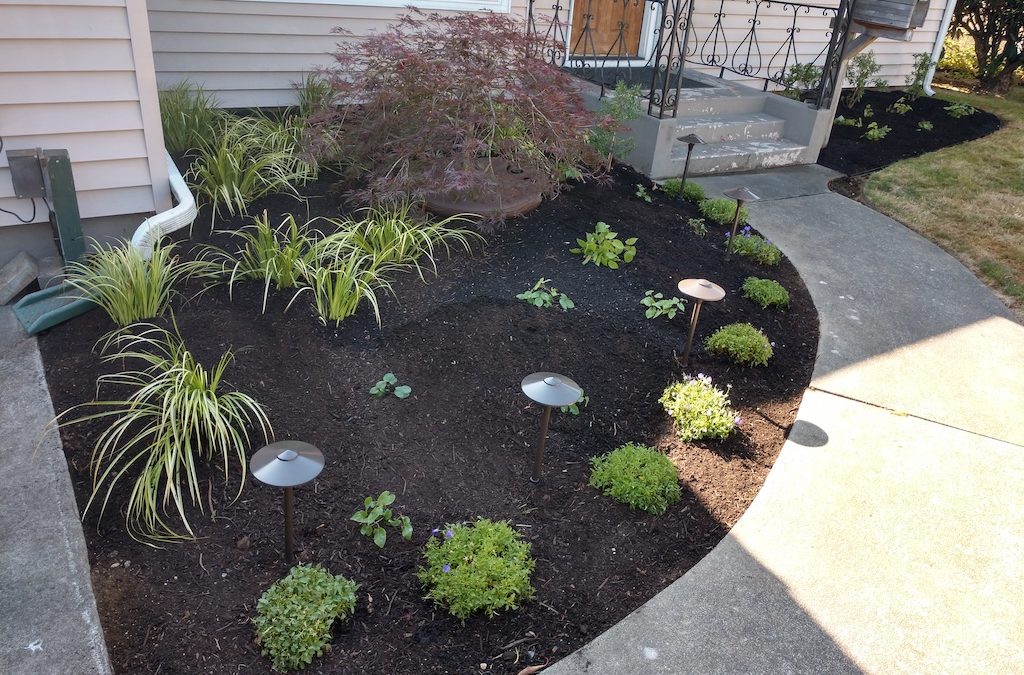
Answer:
677, 278, 726, 367
677, 133, 706, 188
521, 372, 582, 483
251, 441, 325, 565
723, 186, 761, 257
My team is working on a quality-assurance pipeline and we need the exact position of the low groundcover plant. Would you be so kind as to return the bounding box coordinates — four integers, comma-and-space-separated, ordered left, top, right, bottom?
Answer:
589, 442, 681, 515
253, 564, 358, 672
660, 374, 738, 442
705, 322, 774, 366
699, 197, 749, 226
418, 518, 535, 620
727, 225, 782, 266
741, 277, 790, 310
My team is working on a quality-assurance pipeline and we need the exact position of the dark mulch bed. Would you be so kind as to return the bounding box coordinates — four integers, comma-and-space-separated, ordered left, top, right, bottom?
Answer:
39, 165, 817, 674
818, 88, 1001, 176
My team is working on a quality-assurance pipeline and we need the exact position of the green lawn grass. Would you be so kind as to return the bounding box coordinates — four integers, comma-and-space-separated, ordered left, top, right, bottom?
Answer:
865, 85, 1024, 321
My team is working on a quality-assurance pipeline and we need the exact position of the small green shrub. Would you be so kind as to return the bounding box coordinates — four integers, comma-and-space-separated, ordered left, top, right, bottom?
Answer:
589, 81, 643, 169
158, 81, 225, 154
351, 491, 412, 547
938, 33, 977, 76
419, 519, 535, 621
905, 52, 936, 101
517, 277, 575, 310
917, 120, 934, 132
253, 564, 358, 672
297, 248, 396, 327
863, 122, 891, 141
589, 443, 680, 515
834, 115, 863, 127
705, 323, 773, 366
699, 198, 749, 225
781, 62, 822, 96
660, 178, 683, 198
65, 240, 189, 326
635, 184, 652, 203
640, 290, 685, 319
887, 97, 913, 115
945, 102, 977, 119
682, 181, 706, 203
688, 217, 708, 237
741, 277, 790, 310
661, 179, 705, 203
845, 52, 881, 106
728, 226, 782, 266
659, 374, 737, 442
369, 372, 411, 399
570, 222, 637, 269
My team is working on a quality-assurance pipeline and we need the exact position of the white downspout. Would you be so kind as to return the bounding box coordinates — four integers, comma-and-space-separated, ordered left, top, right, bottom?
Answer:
131, 151, 197, 259
924, 0, 958, 96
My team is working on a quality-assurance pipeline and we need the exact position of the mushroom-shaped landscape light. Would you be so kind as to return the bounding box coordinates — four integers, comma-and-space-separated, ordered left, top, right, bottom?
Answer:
677, 278, 726, 367
722, 186, 761, 257
676, 133, 706, 188
521, 372, 582, 483
251, 440, 325, 564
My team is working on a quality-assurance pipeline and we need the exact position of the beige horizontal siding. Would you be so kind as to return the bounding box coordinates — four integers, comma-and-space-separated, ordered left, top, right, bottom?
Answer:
148, 0, 531, 108
0, 0, 169, 229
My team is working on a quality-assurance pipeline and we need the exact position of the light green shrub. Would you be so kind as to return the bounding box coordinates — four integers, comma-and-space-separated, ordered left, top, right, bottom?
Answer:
741, 277, 790, 309
253, 564, 358, 672
705, 323, 773, 366
419, 519, 535, 621
659, 375, 737, 442
729, 226, 782, 266
699, 198, 749, 225
589, 443, 680, 515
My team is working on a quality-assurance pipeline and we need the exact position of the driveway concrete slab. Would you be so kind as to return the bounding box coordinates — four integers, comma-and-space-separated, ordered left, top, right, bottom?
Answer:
551, 389, 1024, 674
0, 306, 111, 674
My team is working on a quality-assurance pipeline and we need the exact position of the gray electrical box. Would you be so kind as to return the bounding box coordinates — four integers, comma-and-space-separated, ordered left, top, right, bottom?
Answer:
6, 148, 46, 198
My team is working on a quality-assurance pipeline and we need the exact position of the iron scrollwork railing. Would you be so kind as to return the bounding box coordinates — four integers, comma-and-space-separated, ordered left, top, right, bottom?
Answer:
526, 0, 854, 116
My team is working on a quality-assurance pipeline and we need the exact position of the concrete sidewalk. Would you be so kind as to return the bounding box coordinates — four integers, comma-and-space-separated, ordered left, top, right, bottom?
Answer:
0, 306, 111, 674
552, 165, 1024, 674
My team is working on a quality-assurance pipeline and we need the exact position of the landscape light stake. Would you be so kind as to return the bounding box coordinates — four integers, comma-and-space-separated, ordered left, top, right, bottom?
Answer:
723, 186, 761, 257
678, 278, 726, 367
677, 133, 706, 187
521, 372, 582, 483
250, 441, 325, 565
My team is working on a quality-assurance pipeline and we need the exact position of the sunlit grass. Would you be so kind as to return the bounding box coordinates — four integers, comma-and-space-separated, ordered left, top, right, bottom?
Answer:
865, 86, 1024, 319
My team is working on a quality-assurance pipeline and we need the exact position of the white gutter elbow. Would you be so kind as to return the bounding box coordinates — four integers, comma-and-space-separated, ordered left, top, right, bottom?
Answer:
132, 151, 197, 259
924, 0, 958, 97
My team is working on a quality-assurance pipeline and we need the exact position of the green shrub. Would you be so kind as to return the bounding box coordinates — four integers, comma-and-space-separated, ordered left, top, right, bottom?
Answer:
741, 277, 790, 309
659, 374, 737, 442
297, 247, 396, 327
699, 198, 749, 225
728, 226, 782, 266
65, 240, 189, 326
945, 102, 977, 118
660, 178, 683, 198
253, 564, 358, 672
589, 81, 643, 169
589, 443, 680, 515
419, 519, 535, 621
938, 33, 977, 76
158, 81, 226, 154
59, 324, 271, 542
682, 181, 706, 203
660, 179, 705, 203
781, 62, 822, 96
845, 51, 881, 107
517, 277, 575, 310
905, 52, 936, 101
570, 221, 637, 269
705, 323, 773, 366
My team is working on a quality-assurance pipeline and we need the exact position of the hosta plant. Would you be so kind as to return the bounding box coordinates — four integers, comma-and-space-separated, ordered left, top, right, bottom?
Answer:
741, 277, 790, 310
699, 198, 749, 226
640, 290, 686, 319
516, 278, 575, 311
351, 491, 413, 548
253, 564, 358, 672
58, 323, 271, 542
65, 240, 189, 326
589, 443, 680, 515
419, 519, 535, 621
310, 10, 601, 204
570, 221, 637, 269
369, 372, 411, 399
660, 374, 738, 442
705, 322, 774, 366
727, 226, 782, 266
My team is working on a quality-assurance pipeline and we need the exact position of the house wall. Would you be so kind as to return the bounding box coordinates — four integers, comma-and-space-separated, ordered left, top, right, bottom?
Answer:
147, 0, 530, 108
0, 0, 170, 267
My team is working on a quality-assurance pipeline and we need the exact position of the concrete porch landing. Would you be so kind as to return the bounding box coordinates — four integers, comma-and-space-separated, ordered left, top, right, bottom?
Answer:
550, 165, 1024, 673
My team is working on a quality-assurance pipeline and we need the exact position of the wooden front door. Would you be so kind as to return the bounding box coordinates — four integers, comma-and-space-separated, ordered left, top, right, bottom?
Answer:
570, 0, 646, 58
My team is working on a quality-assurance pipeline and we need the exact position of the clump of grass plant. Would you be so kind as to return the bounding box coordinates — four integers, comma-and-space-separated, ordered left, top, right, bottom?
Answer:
589, 443, 680, 515
419, 519, 535, 621
57, 323, 272, 543
728, 225, 782, 266
741, 277, 790, 309
705, 322, 773, 366
699, 198, 749, 225
293, 72, 335, 119
253, 564, 358, 672
297, 245, 396, 326
158, 81, 226, 154
661, 179, 705, 203
659, 374, 738, 442
64, 240, 189, 326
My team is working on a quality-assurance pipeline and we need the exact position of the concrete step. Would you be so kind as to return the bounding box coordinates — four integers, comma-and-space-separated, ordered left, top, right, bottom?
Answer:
676, 113, 786, 143
673, 89, 768, 117
670, 138, 809, 175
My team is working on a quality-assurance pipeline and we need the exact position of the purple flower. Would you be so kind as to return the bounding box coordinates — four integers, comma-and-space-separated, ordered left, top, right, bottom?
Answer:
442, 564, 452, 573
444, 528, 455, 539
431, 528, 440, 536
734, 415, 743, 425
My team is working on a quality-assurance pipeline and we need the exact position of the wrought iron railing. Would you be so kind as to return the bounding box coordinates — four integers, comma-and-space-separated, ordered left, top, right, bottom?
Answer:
526, 0, 855, 116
